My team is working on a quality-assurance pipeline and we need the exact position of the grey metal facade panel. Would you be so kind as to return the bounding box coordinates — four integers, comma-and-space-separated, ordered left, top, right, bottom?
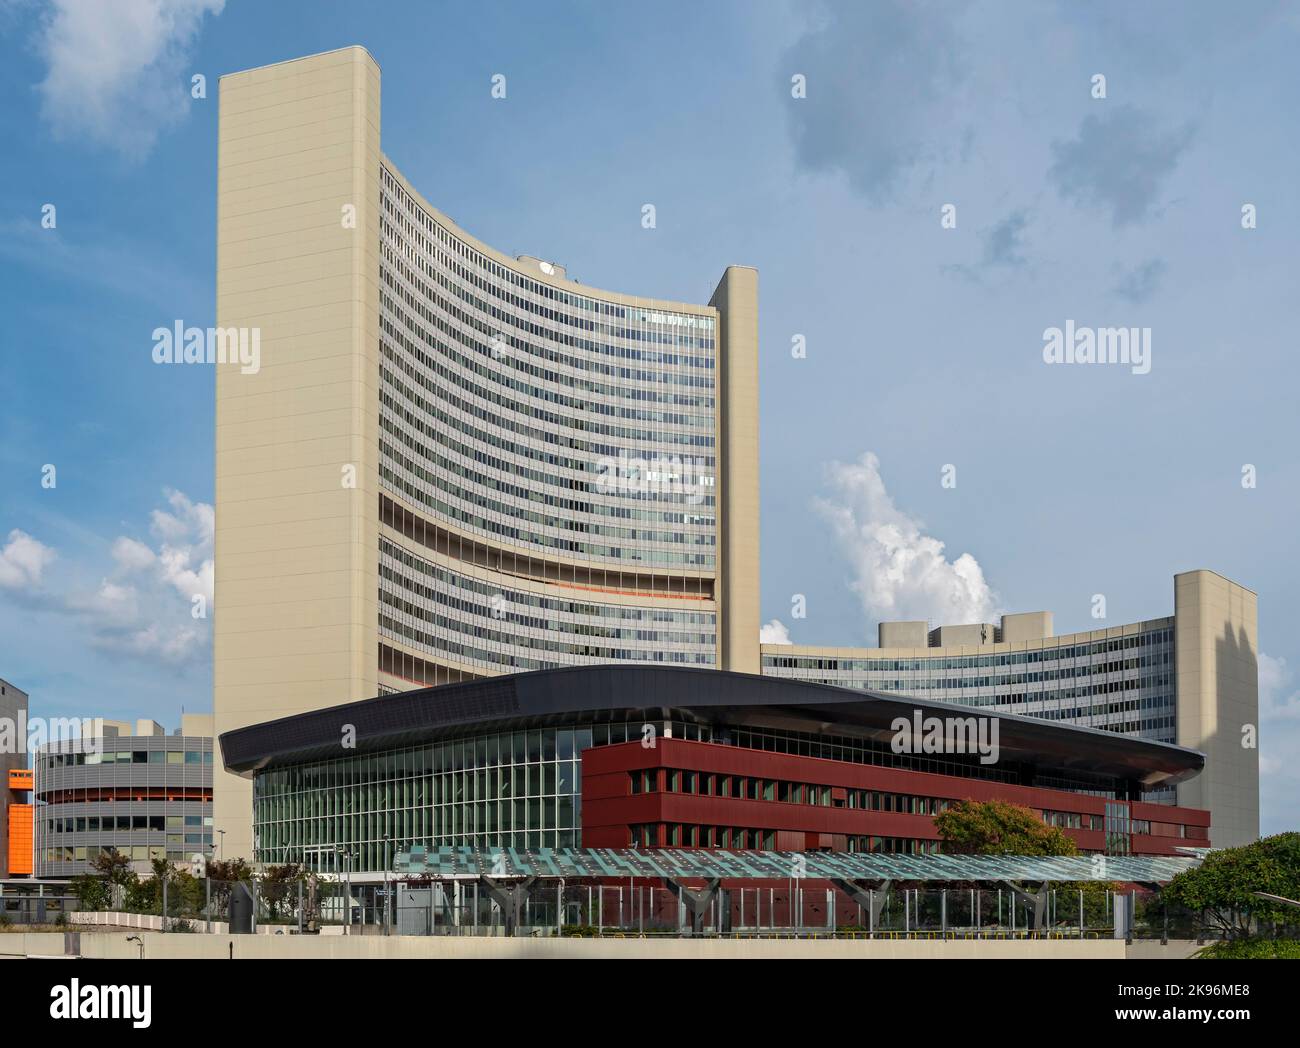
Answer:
34, 733, 215, 877
219, 665, 1204, 785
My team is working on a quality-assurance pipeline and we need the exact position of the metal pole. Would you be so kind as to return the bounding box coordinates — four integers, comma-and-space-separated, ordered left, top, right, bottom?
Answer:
869, 889, 874, 936
206, 877, 211, 934
1079, 888, 1084, 939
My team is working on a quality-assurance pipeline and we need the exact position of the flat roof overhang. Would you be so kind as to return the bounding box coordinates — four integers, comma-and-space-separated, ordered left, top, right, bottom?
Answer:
219, 665, 1204, 789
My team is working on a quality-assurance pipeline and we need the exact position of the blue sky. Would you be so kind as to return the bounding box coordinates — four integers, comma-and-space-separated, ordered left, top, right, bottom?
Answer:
0, 1, 1296, 832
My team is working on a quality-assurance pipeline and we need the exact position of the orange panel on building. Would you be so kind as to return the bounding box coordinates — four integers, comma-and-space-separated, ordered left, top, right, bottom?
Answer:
7, 803, 33, 875
8, 768, 33, 791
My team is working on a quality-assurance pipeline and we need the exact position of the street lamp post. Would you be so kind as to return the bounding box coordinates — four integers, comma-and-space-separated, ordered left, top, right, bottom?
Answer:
217, 829, 225, 861
383, 835, 392, 935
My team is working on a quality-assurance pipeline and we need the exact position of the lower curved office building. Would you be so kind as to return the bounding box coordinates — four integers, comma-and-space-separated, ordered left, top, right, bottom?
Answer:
219, 666, 1210, 876
34, 717, 214, 878
214, 47, 759, 858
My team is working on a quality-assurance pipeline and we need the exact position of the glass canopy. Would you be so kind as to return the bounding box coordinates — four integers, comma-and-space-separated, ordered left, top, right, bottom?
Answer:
391, 846, 1199, 884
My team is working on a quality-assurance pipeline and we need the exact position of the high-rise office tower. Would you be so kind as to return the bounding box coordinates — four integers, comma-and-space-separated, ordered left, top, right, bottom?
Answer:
214, 48, 759, 859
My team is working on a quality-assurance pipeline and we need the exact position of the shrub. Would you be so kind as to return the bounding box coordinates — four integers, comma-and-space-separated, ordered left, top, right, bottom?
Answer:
1195, 938, 1300, 960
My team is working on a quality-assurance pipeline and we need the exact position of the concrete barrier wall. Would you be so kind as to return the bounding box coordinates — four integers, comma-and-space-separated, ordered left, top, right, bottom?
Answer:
0, 932, 75, 959
66, 912, 347, 936
7, 929, 1213, 960
72, 933, 1129, 960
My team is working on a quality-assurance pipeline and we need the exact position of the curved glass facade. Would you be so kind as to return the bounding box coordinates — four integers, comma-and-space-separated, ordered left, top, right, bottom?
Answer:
254, 721, 654, 870
377, 166, 720, 678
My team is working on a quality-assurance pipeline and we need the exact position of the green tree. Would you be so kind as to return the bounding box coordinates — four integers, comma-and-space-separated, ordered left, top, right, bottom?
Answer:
934, 799, 1115, 927
934, 799, 1079, 856
70, 874, 110, 911
89, 848, 134, 885
260, 864, 303, 922
1162, 832, 1300, 940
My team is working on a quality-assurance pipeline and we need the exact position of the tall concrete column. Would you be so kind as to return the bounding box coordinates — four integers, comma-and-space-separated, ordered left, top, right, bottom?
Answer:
710, 266, 760, 674
1173, 569, 1259, 847
214, 47, 383, 861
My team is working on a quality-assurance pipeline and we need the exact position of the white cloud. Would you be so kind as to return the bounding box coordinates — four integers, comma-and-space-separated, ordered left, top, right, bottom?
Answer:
814, 452, 997, 632
151, 488, 213, 547
33, 0, 224, 159
0, 529, 57, 589
759, 619, 792, 645
1260, 652, 1300, 722
0, 489, 213, 666
111, 535, 156, 572
1258, 651, 1300, 835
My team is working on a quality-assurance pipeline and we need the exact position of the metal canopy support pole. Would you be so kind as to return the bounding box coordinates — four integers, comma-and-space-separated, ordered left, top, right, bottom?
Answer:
661, 877, 721, 935
479, 876, 537, 937
998, 880, 1049, 932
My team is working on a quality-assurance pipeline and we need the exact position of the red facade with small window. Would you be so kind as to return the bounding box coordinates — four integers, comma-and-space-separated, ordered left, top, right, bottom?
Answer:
580, 737, 1209, 856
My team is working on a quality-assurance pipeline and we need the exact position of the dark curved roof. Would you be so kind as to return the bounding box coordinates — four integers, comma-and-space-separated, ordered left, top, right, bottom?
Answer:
218, 664, 1204, 787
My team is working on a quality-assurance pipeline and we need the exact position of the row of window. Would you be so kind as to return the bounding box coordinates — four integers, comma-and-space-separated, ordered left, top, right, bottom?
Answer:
379, 284, 712, 428
41, 845, 212, 865
46, 815, 211, 832
381, 241, 716, 400
763, 629, 1174, 672
379, 335, 713, 457
635, 770, 961, 817
627, 824, 943, 855
381, 458, 717, 569
381, 169, 715, 343
42, 750, 211, 768
379, 612, 715, 671
380, 375, 717, 517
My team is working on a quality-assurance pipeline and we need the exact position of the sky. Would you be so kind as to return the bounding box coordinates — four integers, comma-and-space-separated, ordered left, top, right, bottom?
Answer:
0, 0, 1296, 833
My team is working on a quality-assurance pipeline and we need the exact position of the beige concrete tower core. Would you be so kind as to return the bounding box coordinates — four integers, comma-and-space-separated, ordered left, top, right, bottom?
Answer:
1173, 569, 1259, 848
214, 47, 383, 861
711, 267, 761, 675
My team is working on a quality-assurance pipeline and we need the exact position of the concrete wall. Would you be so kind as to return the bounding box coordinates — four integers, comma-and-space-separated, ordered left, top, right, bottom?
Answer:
710, 266, 761, 675
1000, 611, 1052, 643
878, 621, 928, 648
60, 932, 1126, 960
1174, 569, 1259, 847
213, 46, 384, 861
